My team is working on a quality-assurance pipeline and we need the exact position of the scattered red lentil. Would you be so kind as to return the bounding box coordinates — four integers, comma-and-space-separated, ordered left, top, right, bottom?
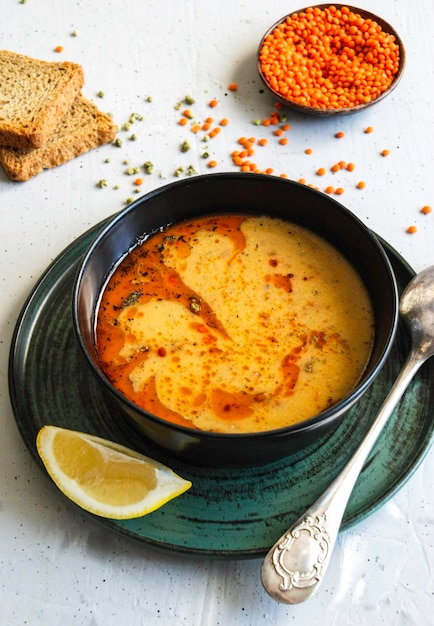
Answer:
171, 95, 386, 224
54, 45, 64, 53
209, 127, 221, 138
258, 5, 400, 110
381, 149, 390, 156
134, 178, 143, 186
421, 205, 432, 214
228, 83, 238, 91
364, 126, 374, 134
407, 225, 417, 234
335, 131, 345, 139
209, 99, 218, 108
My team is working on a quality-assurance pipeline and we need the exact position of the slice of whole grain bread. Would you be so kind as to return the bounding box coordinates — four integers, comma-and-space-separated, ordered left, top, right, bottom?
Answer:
0, 50, 84, 149
0, 94, 116, 181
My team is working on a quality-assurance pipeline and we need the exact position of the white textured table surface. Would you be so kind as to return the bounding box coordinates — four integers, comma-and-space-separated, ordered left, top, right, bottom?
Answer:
1, 1, 434, 624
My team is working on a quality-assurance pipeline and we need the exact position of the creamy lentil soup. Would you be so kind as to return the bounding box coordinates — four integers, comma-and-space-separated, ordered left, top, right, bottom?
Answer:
96, 214, 374, 433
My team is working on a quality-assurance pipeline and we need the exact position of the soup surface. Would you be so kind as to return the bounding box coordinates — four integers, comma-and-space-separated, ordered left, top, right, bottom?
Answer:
96, 214, 374, 433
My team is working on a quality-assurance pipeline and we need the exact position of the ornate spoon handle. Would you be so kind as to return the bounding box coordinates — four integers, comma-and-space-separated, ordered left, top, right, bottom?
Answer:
261, 349, 424, 604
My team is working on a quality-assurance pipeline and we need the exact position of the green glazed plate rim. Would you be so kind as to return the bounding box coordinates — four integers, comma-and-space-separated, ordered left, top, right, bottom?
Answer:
8, 218, 434, 559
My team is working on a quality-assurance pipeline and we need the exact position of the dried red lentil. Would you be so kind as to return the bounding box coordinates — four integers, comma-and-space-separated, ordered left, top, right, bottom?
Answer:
259, 5, 400, 109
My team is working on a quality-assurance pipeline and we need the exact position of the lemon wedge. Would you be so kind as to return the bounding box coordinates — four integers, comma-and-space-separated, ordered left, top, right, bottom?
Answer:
36, 425, 192, 519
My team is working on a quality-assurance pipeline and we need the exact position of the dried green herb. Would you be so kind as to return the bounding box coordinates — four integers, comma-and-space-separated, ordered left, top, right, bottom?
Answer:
121, 291, 143, 308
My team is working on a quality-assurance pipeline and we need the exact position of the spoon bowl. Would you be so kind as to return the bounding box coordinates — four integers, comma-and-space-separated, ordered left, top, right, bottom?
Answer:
261, 265, 434, 603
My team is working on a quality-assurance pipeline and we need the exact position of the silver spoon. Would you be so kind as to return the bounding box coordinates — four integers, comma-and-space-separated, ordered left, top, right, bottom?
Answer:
261, 265, 434, 604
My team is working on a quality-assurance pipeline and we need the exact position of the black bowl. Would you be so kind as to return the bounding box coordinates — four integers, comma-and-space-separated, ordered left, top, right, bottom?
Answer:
258, 4, 406, 116
73, 173, 398, 466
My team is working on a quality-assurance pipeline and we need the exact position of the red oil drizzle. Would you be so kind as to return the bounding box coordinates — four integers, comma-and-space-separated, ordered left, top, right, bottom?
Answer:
138, 377, 198, 428
264, 272, 294, 292
96, 215, 249, 427
210, 388, 256, 420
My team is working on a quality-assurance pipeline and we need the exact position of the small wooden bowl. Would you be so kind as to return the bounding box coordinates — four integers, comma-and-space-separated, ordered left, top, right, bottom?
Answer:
257, 4, 406, 116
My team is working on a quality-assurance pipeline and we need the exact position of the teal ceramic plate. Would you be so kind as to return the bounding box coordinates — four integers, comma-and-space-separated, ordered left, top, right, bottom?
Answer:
8, 220, 434, 559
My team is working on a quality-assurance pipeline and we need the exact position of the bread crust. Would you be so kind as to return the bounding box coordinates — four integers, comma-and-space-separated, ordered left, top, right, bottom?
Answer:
0, 95, 116, 181
0, 50, 84, 149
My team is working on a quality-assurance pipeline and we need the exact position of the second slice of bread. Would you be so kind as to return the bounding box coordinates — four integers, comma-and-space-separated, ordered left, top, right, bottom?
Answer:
0, 94, 116, 181
0, 50, 85, 149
